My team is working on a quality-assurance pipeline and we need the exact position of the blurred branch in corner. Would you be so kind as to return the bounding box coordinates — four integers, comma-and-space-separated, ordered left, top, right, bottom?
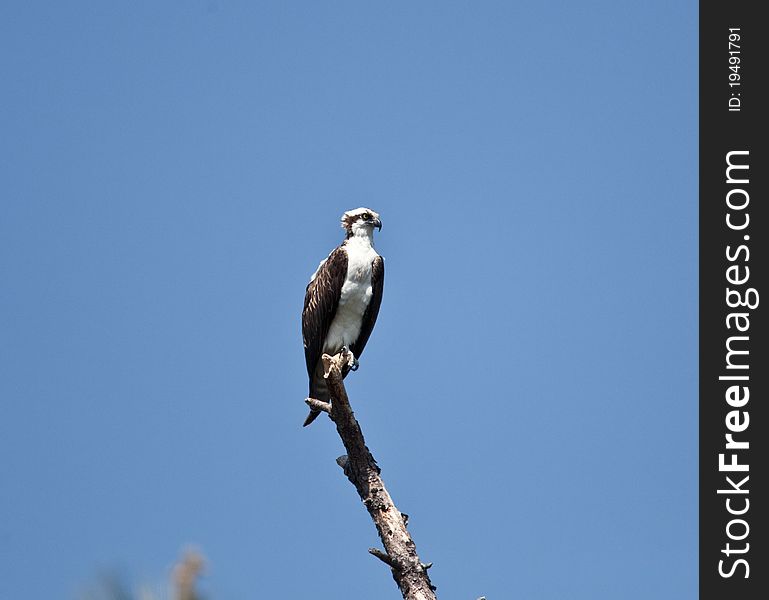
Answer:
172, 548, 206, 600
77, 547, 207, 600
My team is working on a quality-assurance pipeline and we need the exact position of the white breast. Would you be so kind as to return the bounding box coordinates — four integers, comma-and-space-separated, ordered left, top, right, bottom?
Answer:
323, 238, 379, 354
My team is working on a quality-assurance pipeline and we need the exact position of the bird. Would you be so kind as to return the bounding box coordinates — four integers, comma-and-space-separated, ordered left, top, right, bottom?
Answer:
301, 207, 384, 426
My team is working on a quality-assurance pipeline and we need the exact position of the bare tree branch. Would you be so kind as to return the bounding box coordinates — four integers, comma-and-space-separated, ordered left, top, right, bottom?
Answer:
304, 397, 331, 414
369, 547, 398, 568
308, 350, 437, 600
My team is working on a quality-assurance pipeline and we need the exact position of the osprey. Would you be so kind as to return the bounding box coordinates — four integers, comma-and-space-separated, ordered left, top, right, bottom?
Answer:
301, 207, 384, 426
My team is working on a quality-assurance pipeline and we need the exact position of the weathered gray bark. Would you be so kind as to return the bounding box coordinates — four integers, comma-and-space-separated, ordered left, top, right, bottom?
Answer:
305, 350, 438, 600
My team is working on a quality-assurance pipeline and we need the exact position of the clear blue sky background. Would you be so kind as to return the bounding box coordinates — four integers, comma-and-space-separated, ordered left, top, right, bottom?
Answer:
1, 2, 697, 598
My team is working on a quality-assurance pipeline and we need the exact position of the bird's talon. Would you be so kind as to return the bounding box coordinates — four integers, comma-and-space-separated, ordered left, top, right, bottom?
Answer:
339, 347, 358, 371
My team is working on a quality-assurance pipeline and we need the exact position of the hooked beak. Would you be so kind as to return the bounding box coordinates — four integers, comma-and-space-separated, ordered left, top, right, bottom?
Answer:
374, 218, 382, 231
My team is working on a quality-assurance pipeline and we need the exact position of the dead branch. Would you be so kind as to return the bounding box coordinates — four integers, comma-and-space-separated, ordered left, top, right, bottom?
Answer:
306, 349, 437, 600
304, 397, 331, 414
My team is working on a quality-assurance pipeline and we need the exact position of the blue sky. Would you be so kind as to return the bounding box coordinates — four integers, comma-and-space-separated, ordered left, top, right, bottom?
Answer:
1, 2, 697, 598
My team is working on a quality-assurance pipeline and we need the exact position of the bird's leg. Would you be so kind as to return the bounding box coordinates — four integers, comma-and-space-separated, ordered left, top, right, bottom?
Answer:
340, 346, 359, 371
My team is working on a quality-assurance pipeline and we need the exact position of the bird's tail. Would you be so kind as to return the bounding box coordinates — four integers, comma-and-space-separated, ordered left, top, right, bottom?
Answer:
303, 410, 321, 427
303, 367, 330, 427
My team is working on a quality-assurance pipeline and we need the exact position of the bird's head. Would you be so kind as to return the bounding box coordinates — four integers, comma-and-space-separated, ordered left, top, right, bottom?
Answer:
341, 207, 382, 238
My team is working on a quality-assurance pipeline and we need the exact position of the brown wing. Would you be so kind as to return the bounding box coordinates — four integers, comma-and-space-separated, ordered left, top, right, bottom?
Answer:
302, 246, 348, 378
349, 255, 384, 360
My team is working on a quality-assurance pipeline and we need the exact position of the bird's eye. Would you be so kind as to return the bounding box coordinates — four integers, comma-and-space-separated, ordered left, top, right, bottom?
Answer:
362, 213, 371, 220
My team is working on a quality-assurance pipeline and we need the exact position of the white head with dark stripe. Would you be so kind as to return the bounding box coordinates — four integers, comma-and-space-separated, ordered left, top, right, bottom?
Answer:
341, 207, 382, 240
